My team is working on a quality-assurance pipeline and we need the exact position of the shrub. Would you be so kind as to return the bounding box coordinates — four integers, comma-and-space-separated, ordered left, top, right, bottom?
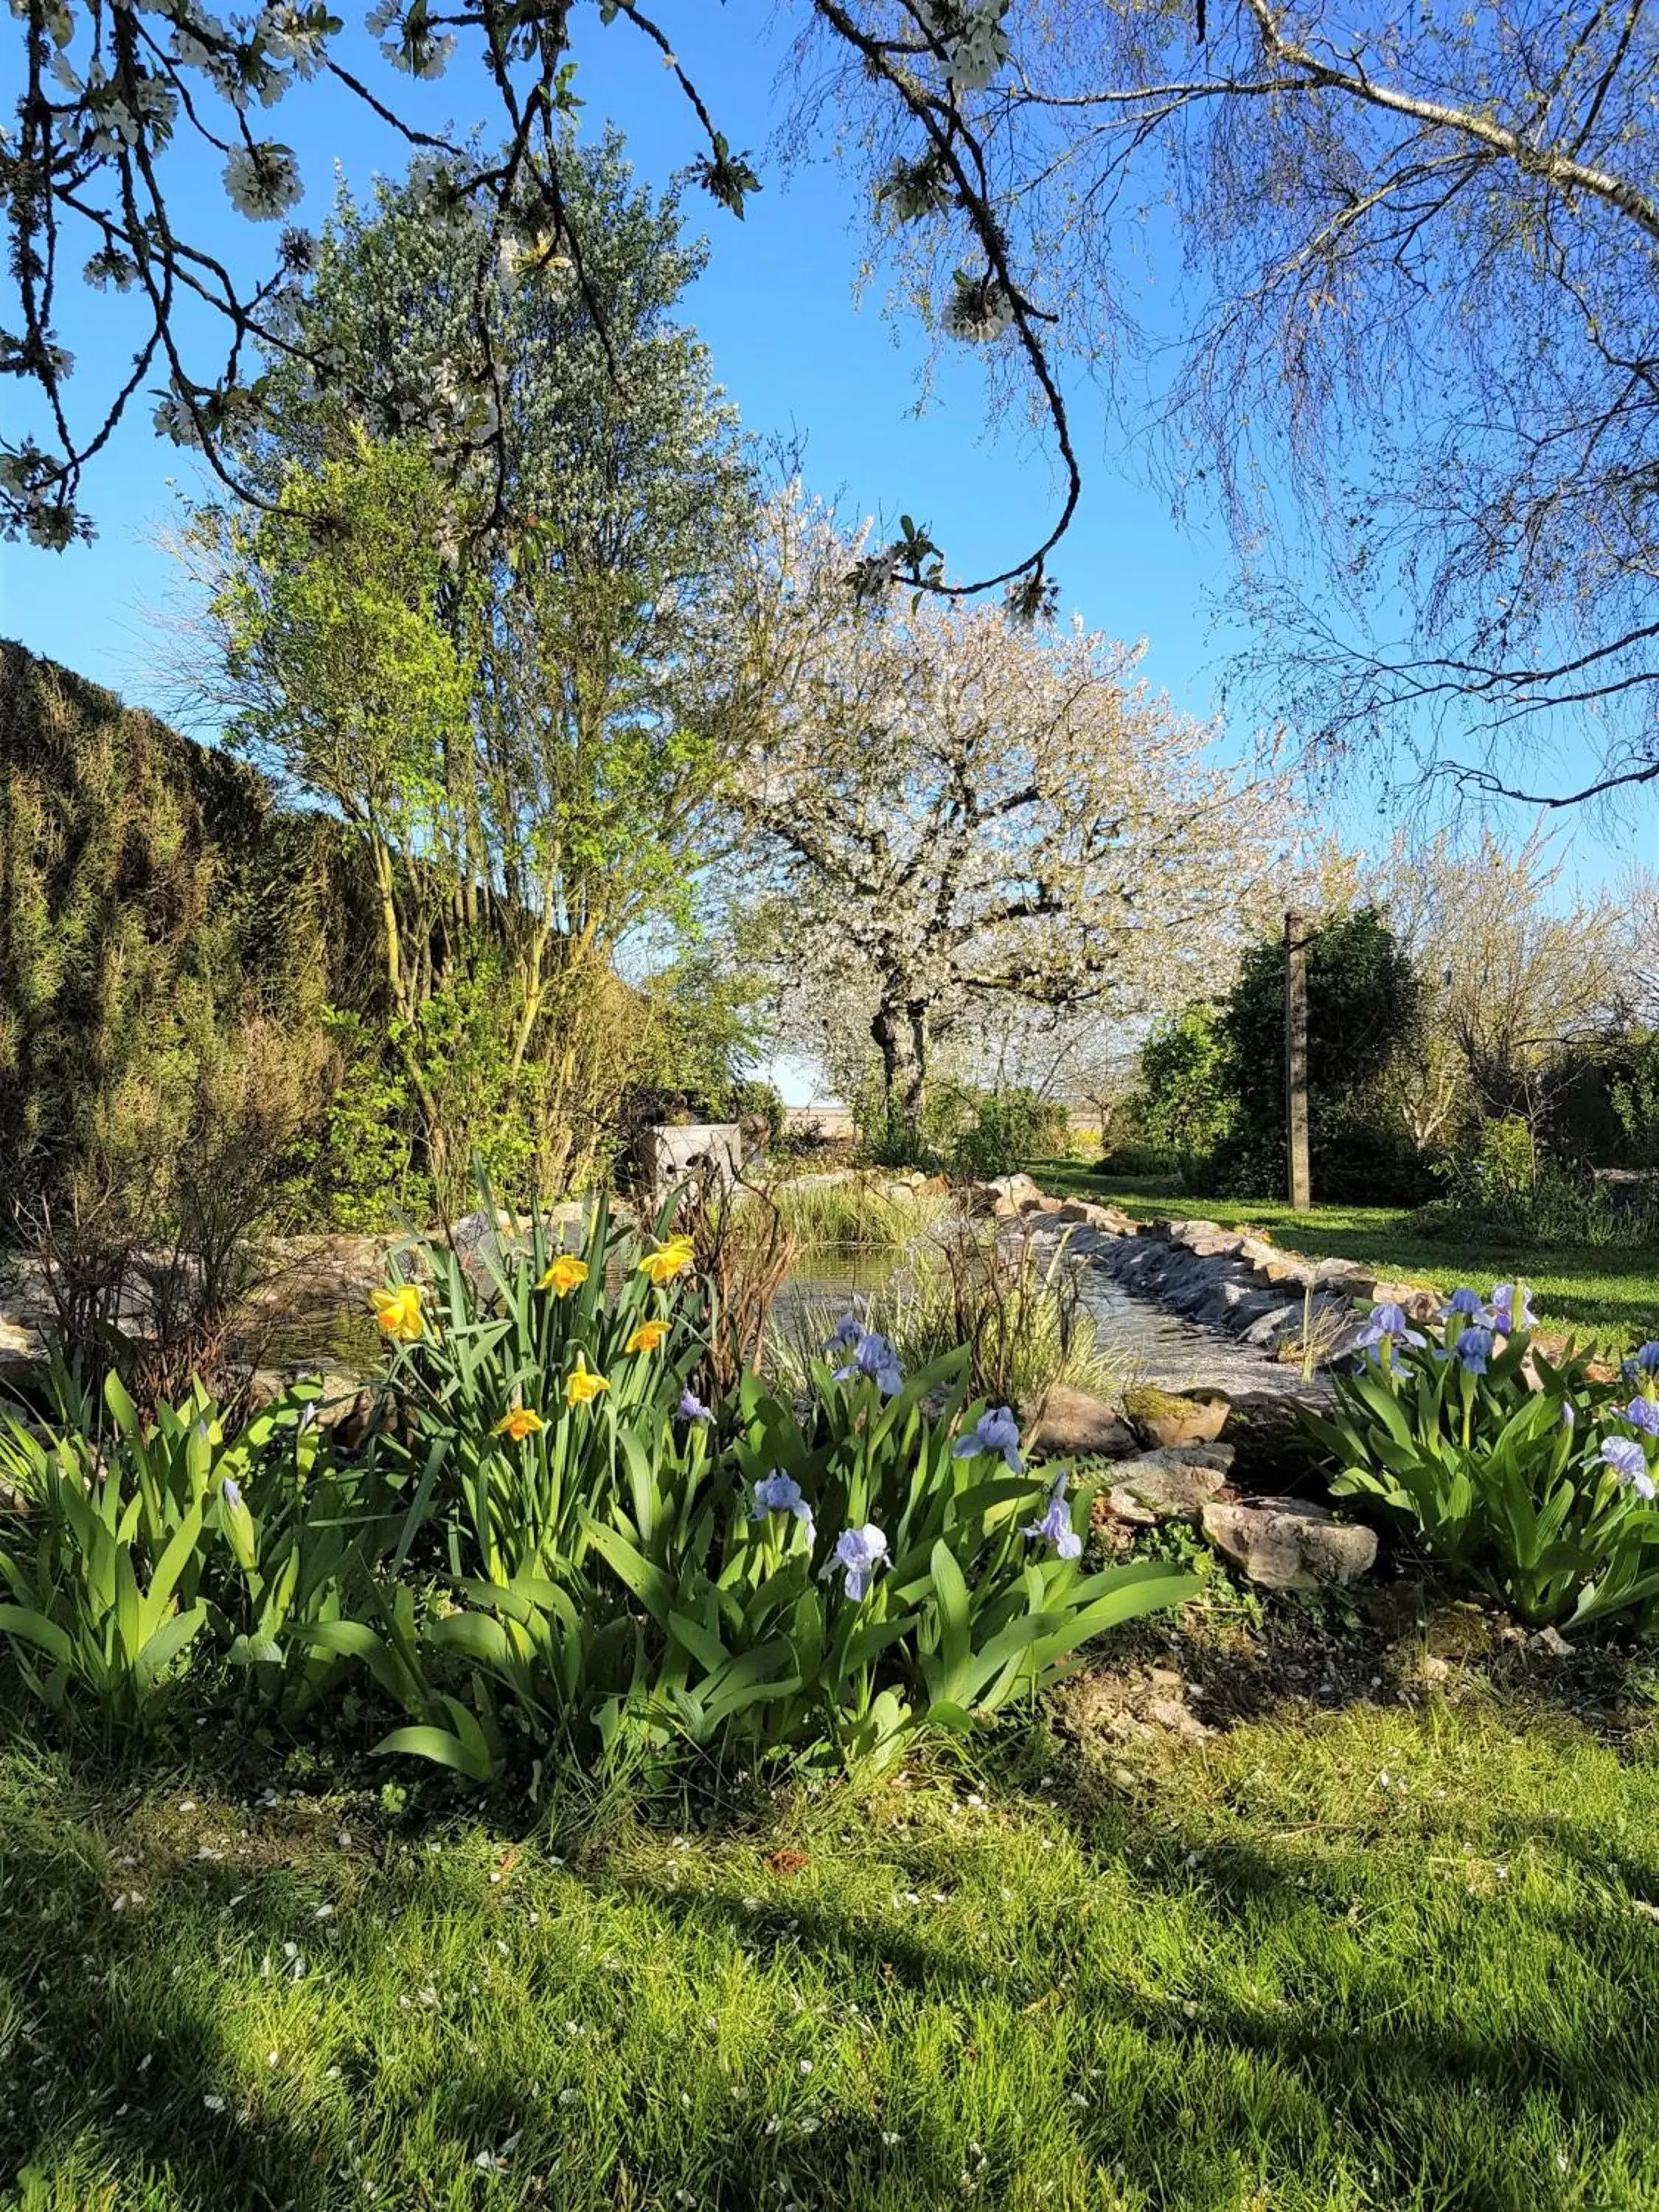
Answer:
1304, 1289, 1659, 1629
1422, 1115, 1659, 1248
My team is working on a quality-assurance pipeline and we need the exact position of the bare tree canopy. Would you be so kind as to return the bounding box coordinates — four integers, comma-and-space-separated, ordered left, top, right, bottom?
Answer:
0, 0, 762, 549
15, 0, 1659, 809
801, 0, 1659, 799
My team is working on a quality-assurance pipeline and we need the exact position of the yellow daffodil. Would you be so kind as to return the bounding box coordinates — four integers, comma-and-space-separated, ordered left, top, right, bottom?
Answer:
565, 1353, 610, 1408
637, 1233, 695, 1287
536, 1254, 589, 1298
369, 1282, 425, 1343
493, 1405, 545, 1442
626, 1319, 668, 1356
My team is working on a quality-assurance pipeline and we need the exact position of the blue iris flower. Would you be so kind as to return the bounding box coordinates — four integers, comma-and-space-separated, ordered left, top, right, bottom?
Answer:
1635, 1343, 1659, 1374
677, 1387, 712, 1425
952, 1405, 1023, 1471
1624, 1398, 1659, 1438
1356, 1301, 1425, 1354
1602, 1436, 1658, 1501
750, 1468, 815, 1540
832, 1329, 905, 1397
1489, 1281, 1537, 1333
1453, 1325, 1495, 1375
1444, 1287, 1486, 1318
821, 1523, 888, 1601
1022, 1473, 1082, 1560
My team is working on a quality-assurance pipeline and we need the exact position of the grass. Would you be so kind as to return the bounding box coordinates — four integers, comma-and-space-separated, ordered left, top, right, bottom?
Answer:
9, 1676, 1659, 2209
768, 1175, 949, 1250
1025, 1161, 1659, 1352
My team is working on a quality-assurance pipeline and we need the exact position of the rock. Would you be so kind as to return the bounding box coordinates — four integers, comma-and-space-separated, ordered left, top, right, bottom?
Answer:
1200, 1495, 1377, 1589
1056, 1200, 1133, 1235
1107, 1447, 1235, 1524
967, 1172, 1044, 1219
1531, 1624, 1574, 1658
1027, 1383, 1135, 1458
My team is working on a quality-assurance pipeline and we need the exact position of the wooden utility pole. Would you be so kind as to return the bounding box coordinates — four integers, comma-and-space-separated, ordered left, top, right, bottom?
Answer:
1284, 908, 1311, 1211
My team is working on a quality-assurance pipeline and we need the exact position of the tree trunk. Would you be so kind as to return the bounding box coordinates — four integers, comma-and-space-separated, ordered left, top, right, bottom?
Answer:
871, 993, 930, 1150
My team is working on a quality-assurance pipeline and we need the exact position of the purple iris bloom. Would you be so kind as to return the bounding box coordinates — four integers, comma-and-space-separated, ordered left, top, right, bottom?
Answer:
1444, 1287, 1486, 1318
1624, 1397, 1659, 1438
1489, 1282, 1537, 1334
1022, 1473, 1082, 1560
222, 1477, 243, 1511
1454, 1325, 1495, 1375
677, 1387, 713, 1425
827, 1313, 863, 1354
1635, 1343, 1659, 1374
1602, 1436, 1658, 1500
751, 1468, 815, 1539
821, 1523, 888, 1601
1357, 1301, 1425, 1353
952, 1405, 1023, 1471
833, 1329, 904, 1398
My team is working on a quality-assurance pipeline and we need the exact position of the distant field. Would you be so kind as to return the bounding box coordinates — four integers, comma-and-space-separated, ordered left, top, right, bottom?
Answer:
1025, 1161, 1659, 1352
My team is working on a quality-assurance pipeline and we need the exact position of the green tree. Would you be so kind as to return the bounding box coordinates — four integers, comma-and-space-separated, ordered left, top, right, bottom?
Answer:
1217, 909, 1427, 1203
196, 134, 757, 1201
1131, 1007, 1237, 1185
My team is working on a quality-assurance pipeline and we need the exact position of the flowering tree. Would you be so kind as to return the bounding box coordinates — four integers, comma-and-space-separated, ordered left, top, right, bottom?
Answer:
723, 498, 1297, 1143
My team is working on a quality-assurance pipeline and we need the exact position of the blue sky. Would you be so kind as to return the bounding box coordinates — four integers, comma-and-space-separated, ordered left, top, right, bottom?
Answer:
2, 5, 1651, 1108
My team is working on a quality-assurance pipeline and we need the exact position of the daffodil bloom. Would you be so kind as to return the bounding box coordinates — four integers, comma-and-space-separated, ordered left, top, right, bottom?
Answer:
626, 1319, 668, 1355
638, 1234, 695, 1287
565, 1353, 610, 1407
370, 1283, 425, 1342
536, 1254, 588, 1298
494, 1405, 545, 1442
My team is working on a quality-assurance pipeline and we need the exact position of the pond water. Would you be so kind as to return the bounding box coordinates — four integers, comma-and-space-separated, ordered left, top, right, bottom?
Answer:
255, 1230, 1298, 1401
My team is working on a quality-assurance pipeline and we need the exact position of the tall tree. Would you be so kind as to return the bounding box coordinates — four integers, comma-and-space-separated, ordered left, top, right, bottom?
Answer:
721, 495, 1297, 1142
195, 133, 756, 1196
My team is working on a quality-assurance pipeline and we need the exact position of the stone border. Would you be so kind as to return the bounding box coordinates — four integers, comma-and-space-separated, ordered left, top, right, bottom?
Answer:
973, 1175, 1433, 1369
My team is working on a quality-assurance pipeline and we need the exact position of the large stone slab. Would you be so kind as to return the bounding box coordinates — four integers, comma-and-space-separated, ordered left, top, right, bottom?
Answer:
1201, 1495, 1377, 1589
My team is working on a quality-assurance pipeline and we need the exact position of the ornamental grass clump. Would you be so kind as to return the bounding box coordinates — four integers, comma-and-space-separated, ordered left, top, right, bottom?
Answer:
1304, 1286, 1659, 1630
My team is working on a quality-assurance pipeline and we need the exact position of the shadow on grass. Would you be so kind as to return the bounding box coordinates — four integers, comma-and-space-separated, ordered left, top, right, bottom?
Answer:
7, 1695, 1659, 2209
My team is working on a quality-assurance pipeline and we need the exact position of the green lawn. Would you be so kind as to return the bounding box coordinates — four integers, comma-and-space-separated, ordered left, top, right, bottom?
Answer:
9, 1680, 1659, 2210
1026, 1163, 1659, 1352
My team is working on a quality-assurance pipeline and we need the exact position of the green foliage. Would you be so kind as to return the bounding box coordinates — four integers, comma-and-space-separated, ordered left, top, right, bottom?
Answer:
0, 641, 339, 1216
0, 1189, 1194, 1778
1424, 1113, 1659, 1250
0, 1368, 329, 1728
769, 1176, 945, 1250
1128, 1005, 1237, 1184
947, 1087, 1071, 1181
1304, 1297, 1659, 1627
1214, 908, 1432, 1203
313, 1009, 431, 1229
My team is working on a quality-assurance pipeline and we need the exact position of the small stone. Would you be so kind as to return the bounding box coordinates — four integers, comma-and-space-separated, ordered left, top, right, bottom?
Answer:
1531, 1625, 1573, 1658
1028, 1384, 1137, 1458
